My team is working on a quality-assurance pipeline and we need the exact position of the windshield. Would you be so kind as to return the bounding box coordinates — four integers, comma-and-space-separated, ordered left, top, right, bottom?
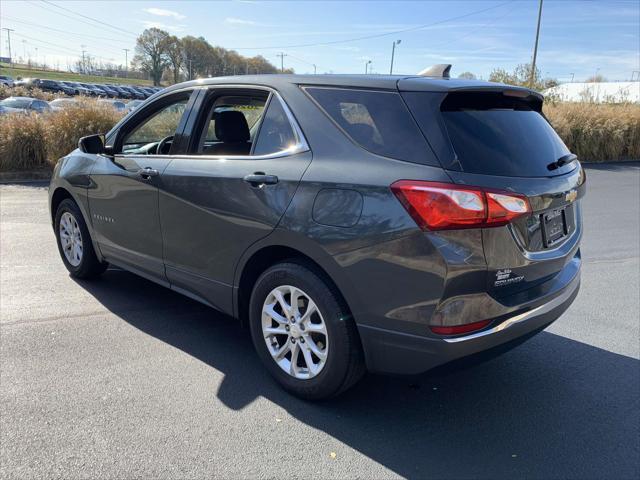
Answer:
0, 98, 31, 108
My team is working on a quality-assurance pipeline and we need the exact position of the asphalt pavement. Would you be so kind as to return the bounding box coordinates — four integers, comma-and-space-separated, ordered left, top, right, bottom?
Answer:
1, 163, 638, 479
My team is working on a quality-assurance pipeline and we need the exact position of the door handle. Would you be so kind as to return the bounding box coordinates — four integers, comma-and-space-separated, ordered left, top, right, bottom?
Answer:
243, 173, 279, 187
137, 167, 159, 179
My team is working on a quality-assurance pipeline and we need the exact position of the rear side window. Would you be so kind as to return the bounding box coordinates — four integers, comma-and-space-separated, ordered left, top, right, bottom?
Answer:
404, 91, 572, 177
305, 87, 435, 165
253, 97, 297, 156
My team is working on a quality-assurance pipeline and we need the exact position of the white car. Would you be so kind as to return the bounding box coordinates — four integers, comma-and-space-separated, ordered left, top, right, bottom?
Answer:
0, 75, 14, 87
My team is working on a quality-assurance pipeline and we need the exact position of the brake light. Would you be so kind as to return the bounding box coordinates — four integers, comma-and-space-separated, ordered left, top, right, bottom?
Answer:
391, 180, 531, 230
430, 319, 491, 335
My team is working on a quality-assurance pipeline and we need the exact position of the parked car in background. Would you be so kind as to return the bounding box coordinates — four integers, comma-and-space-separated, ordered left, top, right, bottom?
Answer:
49, 98, 78, 111
0, 96, 50, 113
125, 99, 144, 111
48, 71, 584, 399
78, 83, 103, 97
0, 75, 14, 87
98, 99, 126, 111
121, 86, 145, 100
105, 84, 132, 99
38, 79, 75, 96
61, 82, 92, 96
0, 104, 22, 115
96, 84, 120, 98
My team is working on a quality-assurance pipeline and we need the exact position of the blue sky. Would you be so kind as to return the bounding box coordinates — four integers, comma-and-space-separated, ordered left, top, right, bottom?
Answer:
1, 0, 639, 81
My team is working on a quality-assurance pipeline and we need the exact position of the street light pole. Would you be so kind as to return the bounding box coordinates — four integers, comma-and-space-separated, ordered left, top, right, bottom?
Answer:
365, 60, 372, 74
389, 39, 401, 75
529, 0, 544, 88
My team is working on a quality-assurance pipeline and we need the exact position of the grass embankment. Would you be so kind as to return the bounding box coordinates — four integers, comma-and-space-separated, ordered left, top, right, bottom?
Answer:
0, 63, 152, 86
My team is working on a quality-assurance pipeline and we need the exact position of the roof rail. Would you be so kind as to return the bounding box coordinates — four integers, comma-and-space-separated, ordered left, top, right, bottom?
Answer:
417, 64, 452, 78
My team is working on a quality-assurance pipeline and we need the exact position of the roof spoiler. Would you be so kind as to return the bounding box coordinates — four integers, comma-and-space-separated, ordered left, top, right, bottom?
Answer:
417, 64, 452, 78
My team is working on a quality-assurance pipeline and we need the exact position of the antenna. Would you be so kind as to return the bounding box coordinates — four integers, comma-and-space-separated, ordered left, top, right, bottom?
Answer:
417, 64, 452, 78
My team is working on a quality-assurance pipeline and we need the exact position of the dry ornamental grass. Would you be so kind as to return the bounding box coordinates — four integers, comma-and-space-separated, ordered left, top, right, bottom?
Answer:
0, 88, 638, 171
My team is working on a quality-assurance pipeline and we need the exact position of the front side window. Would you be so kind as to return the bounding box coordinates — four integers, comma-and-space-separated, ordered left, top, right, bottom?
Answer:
121, 97, 188, 154
305, 87, 431, 164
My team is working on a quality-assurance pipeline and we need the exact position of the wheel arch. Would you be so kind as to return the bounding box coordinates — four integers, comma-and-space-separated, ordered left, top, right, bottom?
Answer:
50, 187, 74, 224
234, 239, 360, 330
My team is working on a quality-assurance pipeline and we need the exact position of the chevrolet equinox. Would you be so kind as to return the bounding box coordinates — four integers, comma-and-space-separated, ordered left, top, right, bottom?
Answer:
49, 68, 584, 399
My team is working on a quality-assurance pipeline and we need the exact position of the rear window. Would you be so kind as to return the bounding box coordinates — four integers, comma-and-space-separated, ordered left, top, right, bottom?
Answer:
404, 91, 572, 177
305, 87, 436, 165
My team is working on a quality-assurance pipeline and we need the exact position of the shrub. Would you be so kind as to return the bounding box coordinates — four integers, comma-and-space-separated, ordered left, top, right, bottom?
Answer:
0, 85, 57, 101
0, 112, 48, 170
544, 102, 640, 162
45, 97, 123, 161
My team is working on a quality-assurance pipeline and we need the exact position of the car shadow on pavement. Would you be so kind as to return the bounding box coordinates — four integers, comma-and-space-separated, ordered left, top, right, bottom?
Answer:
74, 269, 640, 480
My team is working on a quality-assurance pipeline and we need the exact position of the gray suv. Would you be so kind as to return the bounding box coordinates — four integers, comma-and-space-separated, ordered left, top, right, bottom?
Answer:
49, 70, 584, 399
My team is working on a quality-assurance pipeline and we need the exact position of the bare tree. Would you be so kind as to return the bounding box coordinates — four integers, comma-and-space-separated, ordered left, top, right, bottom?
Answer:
166, 36, 183, 84
133, 28, 171, 86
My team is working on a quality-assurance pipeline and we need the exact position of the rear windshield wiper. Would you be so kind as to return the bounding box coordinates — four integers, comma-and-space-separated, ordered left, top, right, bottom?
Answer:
547, 154, 577, 171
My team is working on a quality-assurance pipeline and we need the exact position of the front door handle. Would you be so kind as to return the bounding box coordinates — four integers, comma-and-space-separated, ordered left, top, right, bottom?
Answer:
243, 173, 279, 187
137, 167, 159, 179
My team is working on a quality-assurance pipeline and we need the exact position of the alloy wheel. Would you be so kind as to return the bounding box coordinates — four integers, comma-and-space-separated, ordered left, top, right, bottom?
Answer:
261, 285, 329, 380
59, 212, 83, 267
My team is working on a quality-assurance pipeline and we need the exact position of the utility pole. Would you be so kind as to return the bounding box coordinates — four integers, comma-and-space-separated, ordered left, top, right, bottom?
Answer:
570, 72, 574, 83
529, 0, 543, 88
365, 60, 372, 74
81, 44, 87, 75
277, 52, 287, 73
312, 64, 317, 75
123, 48, 129, 78
389, 39, 401, 75
2, 28, 14, 67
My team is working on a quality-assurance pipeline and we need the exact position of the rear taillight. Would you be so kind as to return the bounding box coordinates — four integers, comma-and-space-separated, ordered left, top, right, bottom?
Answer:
391, 180, 531, 231
430, 319, 491, 336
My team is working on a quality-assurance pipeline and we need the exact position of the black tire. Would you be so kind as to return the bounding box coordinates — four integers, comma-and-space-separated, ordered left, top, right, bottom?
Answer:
249, 261, 365, 400
54, 198, 108, 279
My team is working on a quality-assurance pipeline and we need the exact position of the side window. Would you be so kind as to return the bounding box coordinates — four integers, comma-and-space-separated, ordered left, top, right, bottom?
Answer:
121, 97, 189, 154
305, 87, 431, 164
196, 95, 267, 156
253, 97, 297, 156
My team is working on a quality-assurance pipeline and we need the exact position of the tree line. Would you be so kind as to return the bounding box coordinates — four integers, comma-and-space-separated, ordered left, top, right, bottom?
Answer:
133, 28, 292, 86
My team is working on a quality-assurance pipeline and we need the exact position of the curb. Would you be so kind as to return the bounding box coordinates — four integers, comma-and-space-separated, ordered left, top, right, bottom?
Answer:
0, 170, 52, 184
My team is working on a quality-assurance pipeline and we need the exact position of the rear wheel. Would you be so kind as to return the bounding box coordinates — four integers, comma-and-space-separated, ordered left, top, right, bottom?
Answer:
249, 262, 365, 400
54, 199, 107, 279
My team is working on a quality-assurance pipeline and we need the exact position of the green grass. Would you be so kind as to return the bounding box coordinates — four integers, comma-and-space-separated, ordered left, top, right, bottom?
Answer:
0, 63, 153, 86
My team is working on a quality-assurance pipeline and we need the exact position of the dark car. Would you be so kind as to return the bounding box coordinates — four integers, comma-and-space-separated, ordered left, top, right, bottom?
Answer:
78, 83, 103, 97
105, 84, 132, 99
93, 84, 119, 98
1, 96, 51, 113
14, 78, 74, 95
61, 82, 92, 96
48, 69, 584, 399
120, 85, 145, 100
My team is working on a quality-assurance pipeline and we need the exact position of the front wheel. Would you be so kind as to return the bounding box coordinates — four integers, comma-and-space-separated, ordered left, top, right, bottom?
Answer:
54, 198, 107, 279
249, 262, 365, 400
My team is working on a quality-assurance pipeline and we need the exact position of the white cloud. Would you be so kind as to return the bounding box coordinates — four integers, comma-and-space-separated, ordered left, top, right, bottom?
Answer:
225, 17, 259, 26
143, 8, 186, 20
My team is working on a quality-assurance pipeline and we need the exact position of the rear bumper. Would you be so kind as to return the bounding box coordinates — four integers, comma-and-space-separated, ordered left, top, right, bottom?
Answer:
357, 267, 580, 375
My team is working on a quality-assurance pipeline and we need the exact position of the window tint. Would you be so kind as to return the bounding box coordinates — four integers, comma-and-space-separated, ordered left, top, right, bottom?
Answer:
196, 95, 267, 156
305, 87, 433, 164
253, 97, 297, 156
122, 98, 188, 151
405, 91, 571, 177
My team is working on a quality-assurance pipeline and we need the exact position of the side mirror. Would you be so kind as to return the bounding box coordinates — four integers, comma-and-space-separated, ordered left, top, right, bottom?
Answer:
78, 134, 105, 154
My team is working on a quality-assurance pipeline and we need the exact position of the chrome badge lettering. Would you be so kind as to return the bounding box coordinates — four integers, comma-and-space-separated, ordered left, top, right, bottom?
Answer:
93, 213, 115, 223
495, 268, 525, 287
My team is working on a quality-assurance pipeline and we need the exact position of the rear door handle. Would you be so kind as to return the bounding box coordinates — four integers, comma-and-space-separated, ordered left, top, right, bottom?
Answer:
243, 173, 279, 187
137, 167, 159, 179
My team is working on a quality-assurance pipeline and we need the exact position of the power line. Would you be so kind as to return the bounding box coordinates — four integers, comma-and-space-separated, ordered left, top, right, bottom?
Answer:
230, 0, 515, 50
28, 0, 138, 39
0, 15, 131, 44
